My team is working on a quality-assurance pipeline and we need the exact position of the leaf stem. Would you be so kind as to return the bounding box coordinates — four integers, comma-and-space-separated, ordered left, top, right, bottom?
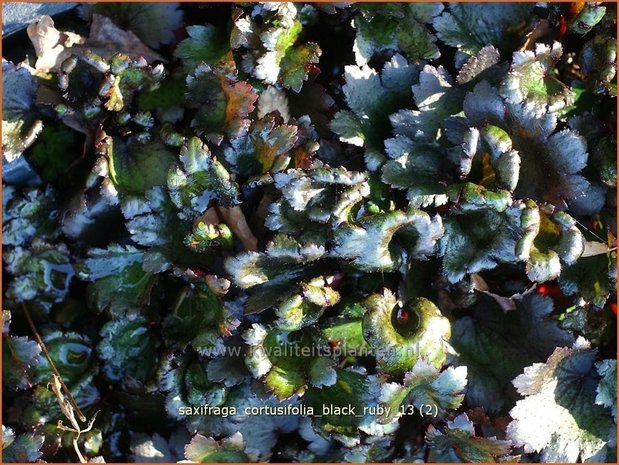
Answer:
21, 302, 87, 422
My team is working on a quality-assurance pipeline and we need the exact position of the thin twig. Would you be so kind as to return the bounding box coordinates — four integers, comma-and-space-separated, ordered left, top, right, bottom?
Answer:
574, 218, 608, 243
21, 303, 86, 422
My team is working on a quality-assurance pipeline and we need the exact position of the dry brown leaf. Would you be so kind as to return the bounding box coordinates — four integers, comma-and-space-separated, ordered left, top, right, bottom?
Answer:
217, 206, 259, 252
196, 207, 220, 226
250, 192, 274, 237
205, 275, 231, 296
519, 19, 550, 52
27, 16, 84, 73
471, 273, 536, 313
73, 14, 164, 63
470, 273, 489, 292
581, 240, 613, 257
197, 206, 259, 252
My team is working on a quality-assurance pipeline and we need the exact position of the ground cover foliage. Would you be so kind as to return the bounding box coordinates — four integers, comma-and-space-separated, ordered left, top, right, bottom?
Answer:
1, 2, 617, 463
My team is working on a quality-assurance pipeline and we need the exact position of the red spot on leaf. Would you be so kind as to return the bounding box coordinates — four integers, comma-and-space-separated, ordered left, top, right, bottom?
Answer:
397, 308, 410, 324
558, 16, 568, 39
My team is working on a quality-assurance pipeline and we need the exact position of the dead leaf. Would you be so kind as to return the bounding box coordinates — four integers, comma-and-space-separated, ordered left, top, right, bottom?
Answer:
437, 288, 458, 316
205, 275, 231, 296
467, 407, 512, 432
471, 273, 536, 313
250, 192, 274, 237
61, 113, 95, 159
197, 206, 259, 252
581, 240, 613, 257
196, 207, 220, 227
519, 19, 550, 52
27, 16, 84, 73
217, 206, 259, 252
72, 14, 164, 64
470, 273, 489, 292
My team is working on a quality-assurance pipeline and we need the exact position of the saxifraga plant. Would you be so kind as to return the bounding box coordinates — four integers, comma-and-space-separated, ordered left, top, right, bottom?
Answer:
2, 2, 616, 463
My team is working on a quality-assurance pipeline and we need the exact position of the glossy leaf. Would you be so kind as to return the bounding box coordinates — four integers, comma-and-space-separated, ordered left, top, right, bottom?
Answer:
507, 339, 614, 462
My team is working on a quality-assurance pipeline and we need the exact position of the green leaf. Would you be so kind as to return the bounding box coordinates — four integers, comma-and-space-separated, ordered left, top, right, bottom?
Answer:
3, 311, 41, 391
206, 337, 250, 387
123, 187, 211, 272
253, 20, 301, 82
2, 429, 45, 463
595, 359, 617, 421
460, 124, 521, 192
168, 136, 240, 215
590, 136, 616, 188
451, 294, 575, 414
308, 356, 338, 389
33, 331, 97, 386
460, 81, 591, 206
129, 432, 180, 462
164, 282, 239, 355
225, 235, 327, 313
500, 42, 573, 115
321, 311, 370, 356
168, 380, 297, 460
516, 202, 584, 283
279, 42, 321, 93
330, 111, 364, 147
3, 239, 74, 313
27, 382, 99, 432
456, 125, 521, 192
303, 369, 390, 441
29, 124, 81, 184
456, 45, 501, 85
2, 335, 41, 390
184, 221, 234, 252
439, 185, 520, 283
333, 209, 443, 272
104, 136, 177, 195
224, 115, 298, 177
558, 304, 611, 345
569, 3, 606, 35
186, 64, 258, 142
379, 360, 467, 423
363, 290, 451, 374
433, 3, 533, 57
246, 16, 321, 92
243, 325, 332, 399
275, 275, 340, 331
398, 64, 462, 142
331, 54, 419, 170
160, 352, 231, 432
353, 3, 443, 66
99, 316, 159, 382
184, 433, 250, 463
100, 53, 165, 112
266, 166, 368, 234
2, 185, 59, 247
137, 75, 186, 123
381, 139, 450, 207
2, 425, 15, 450
427, 413, 513, 462
580, 34, 617, 93
2, 60, 42, 165
77, 244, 157, 316
507, 339, 614, 462
173, 25, 230, 73
559, 252, 616, 307
567, 113, 617, 188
